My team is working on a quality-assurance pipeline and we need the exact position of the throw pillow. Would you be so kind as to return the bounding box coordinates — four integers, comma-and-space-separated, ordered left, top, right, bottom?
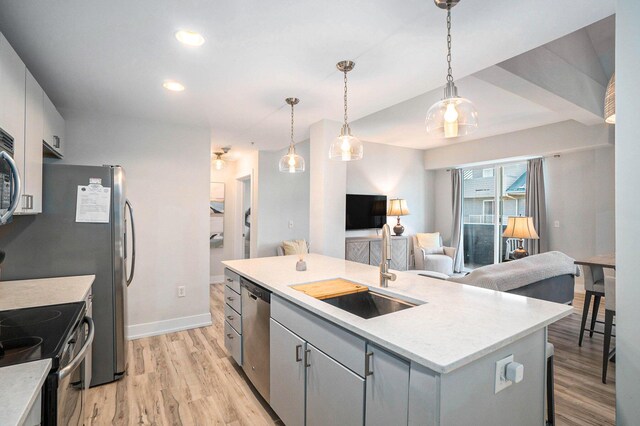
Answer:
416, 232, 444, 255
283, 239, 309, 256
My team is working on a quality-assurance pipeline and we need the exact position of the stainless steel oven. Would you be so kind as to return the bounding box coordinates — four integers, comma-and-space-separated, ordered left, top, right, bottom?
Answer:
45, 315, 94, 426
0, 127, 21, 225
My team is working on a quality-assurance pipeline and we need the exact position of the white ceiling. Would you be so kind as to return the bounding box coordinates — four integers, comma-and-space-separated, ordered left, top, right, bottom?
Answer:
0, 0, 615, 151
352, 75, 569, 150
356, 15, 616, 150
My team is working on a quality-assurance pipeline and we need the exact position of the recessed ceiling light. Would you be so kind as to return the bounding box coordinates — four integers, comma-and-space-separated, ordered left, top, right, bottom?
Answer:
163, 80, 185, 92
175, 30, 205, 47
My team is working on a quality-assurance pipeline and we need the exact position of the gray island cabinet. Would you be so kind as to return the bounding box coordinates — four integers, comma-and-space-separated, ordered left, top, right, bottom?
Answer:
222, 254, 572, 426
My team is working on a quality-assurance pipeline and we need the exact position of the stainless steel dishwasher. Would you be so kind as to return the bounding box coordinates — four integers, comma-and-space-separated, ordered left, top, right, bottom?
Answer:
241, 277, 271, 403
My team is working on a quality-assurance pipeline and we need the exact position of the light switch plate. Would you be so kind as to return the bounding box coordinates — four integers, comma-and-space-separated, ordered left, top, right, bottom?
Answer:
554, 221, 560, 228
495, 354, 514, 393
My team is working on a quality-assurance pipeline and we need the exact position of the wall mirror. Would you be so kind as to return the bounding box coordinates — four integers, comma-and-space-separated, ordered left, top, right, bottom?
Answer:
210, 182, 224, 248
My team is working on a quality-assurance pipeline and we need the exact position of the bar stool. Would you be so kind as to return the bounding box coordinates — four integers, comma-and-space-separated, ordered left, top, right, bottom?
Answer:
578, 265, 605, 346
602, 276, 616, 383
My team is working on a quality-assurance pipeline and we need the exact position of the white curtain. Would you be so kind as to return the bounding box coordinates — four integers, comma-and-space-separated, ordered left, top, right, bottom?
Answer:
451, 169, 464, 272
525, 158, 547, 255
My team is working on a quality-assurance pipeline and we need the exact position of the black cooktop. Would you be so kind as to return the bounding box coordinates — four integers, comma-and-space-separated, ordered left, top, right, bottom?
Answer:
0, 302, 85, 369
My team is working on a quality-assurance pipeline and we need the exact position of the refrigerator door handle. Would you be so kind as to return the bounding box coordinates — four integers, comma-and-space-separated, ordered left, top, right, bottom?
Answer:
0, 151, 21, 224
125, 199, 136, 286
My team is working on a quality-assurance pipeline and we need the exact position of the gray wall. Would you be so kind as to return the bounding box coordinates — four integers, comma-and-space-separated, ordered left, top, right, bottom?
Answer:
545, 147, 615, 259
616, 1, 640, 422
346, 141, 431, 237
433, 169, 453, 245
57, 109, 211, 338
424, 120, 613, 170
256, 141, 310, 257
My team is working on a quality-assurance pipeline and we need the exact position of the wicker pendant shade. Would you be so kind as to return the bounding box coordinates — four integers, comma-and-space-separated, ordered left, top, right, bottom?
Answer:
605, 72, 615, 124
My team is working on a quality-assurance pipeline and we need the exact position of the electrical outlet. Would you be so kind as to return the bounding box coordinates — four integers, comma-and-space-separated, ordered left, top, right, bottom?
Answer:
177, 286, 186, 297
495, 354, 514, 393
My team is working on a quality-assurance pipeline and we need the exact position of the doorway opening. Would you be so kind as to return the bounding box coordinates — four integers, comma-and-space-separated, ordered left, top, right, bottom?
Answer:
237, 175, 251, 259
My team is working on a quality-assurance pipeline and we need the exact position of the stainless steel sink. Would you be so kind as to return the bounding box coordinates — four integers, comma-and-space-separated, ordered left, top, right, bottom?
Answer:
321, 290, 418, 319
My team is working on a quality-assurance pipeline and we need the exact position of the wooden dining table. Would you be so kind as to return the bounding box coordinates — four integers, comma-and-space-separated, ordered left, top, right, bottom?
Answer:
574, 254, 616, 270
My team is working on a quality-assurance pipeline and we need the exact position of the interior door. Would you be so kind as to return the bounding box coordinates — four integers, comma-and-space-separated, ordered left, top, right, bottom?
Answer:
306, 343, 365, 426
270, 319, 306, 426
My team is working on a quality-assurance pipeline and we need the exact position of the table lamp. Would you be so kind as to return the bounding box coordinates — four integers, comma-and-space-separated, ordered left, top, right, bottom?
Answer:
502, 216, 539, 259
387, 199, 410, 236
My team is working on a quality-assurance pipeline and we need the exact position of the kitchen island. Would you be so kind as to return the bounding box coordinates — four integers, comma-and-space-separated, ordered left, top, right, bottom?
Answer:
222, 254, 572, 426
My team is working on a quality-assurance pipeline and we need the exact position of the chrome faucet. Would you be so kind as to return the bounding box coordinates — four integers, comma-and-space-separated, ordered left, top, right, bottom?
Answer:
380, 224, 397, 288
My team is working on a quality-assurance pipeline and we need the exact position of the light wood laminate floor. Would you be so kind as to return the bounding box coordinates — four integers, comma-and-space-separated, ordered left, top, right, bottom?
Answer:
85, 286, 615, 425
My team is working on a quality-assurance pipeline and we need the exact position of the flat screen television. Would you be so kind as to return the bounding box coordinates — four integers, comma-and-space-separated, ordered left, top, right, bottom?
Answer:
345, 194, 387, 230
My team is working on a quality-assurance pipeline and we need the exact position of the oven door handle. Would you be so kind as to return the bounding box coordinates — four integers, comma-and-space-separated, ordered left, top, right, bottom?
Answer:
58, 316, 95, 380
0, 150, 21, 224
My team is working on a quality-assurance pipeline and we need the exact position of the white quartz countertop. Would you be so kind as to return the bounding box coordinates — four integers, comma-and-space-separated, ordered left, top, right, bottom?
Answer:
0, 275, 95, 311
0, 359, 51, 426
222, 254, 573, 374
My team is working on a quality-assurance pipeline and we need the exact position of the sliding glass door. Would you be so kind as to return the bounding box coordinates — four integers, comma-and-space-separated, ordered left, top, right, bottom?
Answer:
462, 162, 527, 270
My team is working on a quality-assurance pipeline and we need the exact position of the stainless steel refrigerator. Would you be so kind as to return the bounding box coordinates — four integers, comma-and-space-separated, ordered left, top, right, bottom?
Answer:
0, 164, 135, 387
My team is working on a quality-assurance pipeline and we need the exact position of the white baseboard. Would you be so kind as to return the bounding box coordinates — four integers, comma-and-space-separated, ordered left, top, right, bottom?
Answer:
210, 274, 224, 284
127, 312, 213, 340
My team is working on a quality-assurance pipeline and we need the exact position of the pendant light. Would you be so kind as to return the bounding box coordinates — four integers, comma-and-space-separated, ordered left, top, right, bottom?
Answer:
604, 72, 615, 124
279, 98, 305, 173
426, 0, 478, 139
213, 147, 229, 170
329, 60, 363, 161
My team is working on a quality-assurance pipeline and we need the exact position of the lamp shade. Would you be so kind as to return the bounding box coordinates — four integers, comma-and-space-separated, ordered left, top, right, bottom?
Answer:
213, 157, 225, 170
278, 146, 305, 173
426, 96, 478, 138
604, 72, 615, 124
388, 199, 410, 216
502, 216, 539, 240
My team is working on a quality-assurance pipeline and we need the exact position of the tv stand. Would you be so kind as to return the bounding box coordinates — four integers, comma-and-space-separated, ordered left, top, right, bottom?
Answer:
345, 235, 411, 271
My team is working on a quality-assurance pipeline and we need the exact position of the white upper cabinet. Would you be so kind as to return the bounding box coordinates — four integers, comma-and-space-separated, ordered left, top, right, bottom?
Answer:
0, 31, 66, 215
0, 32, 25, 155
23, 70, 44, 213
43, 92, 64, 157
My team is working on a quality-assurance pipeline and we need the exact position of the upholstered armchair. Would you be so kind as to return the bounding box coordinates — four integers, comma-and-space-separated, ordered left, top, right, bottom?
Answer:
411, 234, 456, 276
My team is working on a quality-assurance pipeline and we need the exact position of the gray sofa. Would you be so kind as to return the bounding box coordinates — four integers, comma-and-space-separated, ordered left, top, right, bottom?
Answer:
447, 251, 579, 304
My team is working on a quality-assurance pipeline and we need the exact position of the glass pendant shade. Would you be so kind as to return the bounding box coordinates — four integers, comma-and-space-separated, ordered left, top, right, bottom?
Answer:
279, 97, 305, 173
213, 154, 226, 170
329, 126, 363, 161
279, 146, 305, 173
604, 72, 615, 124
330, 60, 362, 161
427, 4, 478, 139
426, 95, 478, 138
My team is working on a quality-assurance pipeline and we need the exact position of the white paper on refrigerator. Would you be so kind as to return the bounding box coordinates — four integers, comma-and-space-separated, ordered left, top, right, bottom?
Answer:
75, 184, 111, 223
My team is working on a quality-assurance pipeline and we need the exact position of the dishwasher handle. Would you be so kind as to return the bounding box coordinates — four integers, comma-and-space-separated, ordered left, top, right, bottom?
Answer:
240, 278, 271, 303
